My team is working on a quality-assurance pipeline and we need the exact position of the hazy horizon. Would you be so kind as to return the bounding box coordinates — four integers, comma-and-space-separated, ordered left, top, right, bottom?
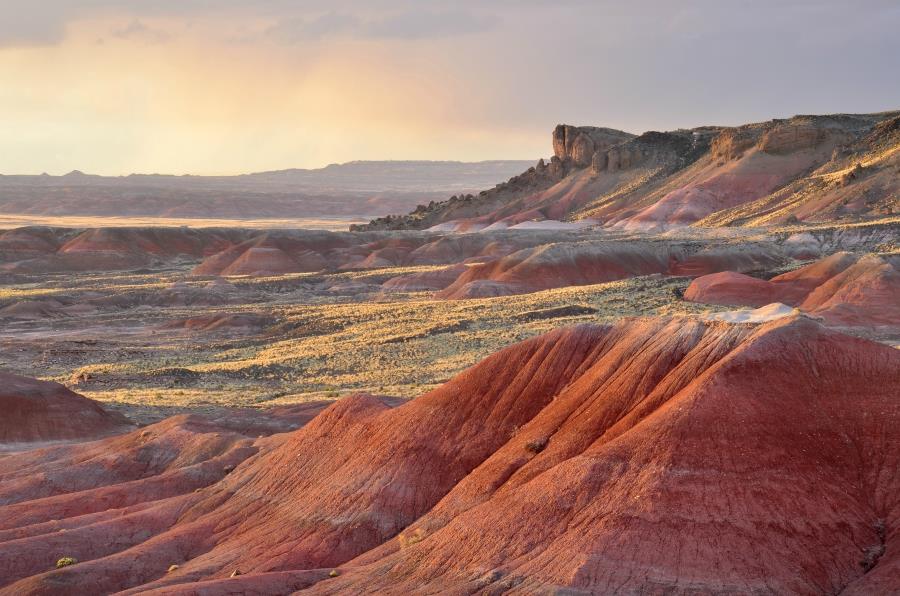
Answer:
0, 158, 540, 179
2, 0, 898, 176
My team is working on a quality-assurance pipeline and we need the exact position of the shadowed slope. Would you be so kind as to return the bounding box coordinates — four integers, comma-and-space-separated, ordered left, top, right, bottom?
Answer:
0, 373, 132, 445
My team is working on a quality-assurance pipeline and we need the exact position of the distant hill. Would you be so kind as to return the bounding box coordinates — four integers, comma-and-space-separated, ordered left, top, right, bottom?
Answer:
0, 160, 535, 220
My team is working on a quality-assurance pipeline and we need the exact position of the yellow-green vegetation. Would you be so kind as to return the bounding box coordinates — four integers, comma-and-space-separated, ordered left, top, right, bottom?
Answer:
0, 262, 725, 422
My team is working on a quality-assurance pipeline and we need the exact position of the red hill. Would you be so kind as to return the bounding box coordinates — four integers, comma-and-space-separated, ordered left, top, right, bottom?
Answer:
686, 251, 900, 327
1, 317, 898, 594
0, 373, 132, 445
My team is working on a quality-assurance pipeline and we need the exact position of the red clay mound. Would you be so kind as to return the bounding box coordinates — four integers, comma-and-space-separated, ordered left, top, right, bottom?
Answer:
0, 228, 247, 274
683, 270, 778, 307
798, 254, 900, 326
192, 233, 350, 276
686, 251, 900, 326
313, 317, 900, 595
0, 373, 132, 444
223, 246, 323, 275
0, 404, 333, 589
380, 264, 469, 293
58, 228, 230, 259
3, 317, 899, 594
437, 242, 681, 299
404, 234, 547, 265
0, 228, 62, 258
772, 250, 861, 294
437, 241, 785, 299
338, 237, 430, 269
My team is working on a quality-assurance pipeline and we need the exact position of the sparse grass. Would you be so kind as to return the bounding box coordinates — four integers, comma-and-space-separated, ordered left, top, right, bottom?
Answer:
56, 557, 77, 569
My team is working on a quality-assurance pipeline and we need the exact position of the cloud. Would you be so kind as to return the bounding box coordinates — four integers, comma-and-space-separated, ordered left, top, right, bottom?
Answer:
0, 2, 505, 47
264, 9, 499, 43
110, 20, 172, 44
362, 10, 499, 40
265, 13, 361, 42
0, 8, 69, 47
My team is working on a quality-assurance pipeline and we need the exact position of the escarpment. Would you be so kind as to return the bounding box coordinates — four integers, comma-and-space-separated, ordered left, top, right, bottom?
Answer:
354, 110, 899, 232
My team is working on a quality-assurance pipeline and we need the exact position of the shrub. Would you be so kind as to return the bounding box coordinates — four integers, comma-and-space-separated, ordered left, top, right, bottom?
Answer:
398, 528, 426, 548
525, 437, 548, 453
56, 557, 77, 569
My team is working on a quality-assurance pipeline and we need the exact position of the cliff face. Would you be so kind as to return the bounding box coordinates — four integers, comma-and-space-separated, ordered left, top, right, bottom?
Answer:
552, 125, 635, 166
353, 125, 635, 231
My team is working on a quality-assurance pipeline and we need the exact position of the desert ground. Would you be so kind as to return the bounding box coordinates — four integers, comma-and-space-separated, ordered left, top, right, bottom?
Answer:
1, 112, 898, 594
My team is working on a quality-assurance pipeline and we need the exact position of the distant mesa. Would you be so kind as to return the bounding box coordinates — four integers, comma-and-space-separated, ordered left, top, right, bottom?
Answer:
356, 110, 899, 232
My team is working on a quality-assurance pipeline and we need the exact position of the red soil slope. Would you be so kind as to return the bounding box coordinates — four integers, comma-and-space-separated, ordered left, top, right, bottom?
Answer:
686, 252, 900, 326
2, 316, 898, 594
0, 373, 132, 444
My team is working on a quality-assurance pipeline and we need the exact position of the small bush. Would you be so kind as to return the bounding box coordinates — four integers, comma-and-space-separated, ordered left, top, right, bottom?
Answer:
329, 569, 340, 577
524, 437, 548, 453
398, 528, 426, 548
56, 557, 77, 569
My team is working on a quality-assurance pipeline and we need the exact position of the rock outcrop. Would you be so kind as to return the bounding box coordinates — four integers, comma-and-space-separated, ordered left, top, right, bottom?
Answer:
758, 120, 853, 154
552, 125, 636, 167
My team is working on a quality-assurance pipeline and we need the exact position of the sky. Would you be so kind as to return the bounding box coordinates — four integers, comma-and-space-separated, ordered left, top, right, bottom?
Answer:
1, 0, 898, 175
